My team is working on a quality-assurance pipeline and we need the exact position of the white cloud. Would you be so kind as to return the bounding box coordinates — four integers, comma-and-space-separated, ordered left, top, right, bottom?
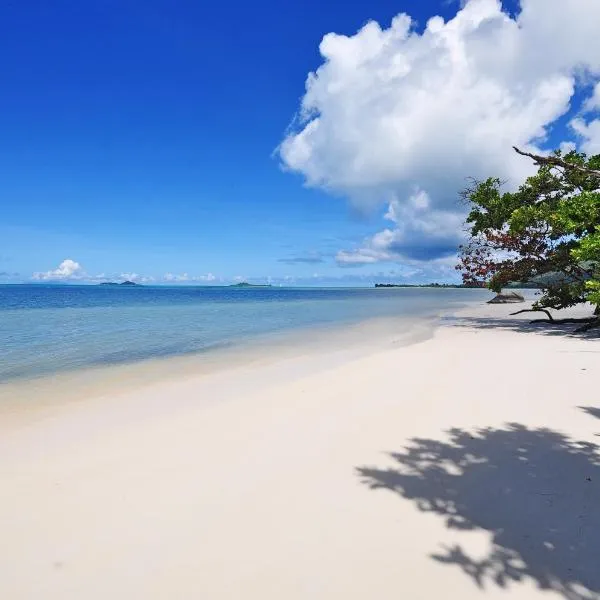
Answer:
32, 261, 222, 284
163, 272, 217, 283
336, 250, 381, 265
568, 83, 600, 155
119, 273, 155, 284
583, 82, 600, 112
559, 141, 577, 155
279, 0, 600, 264
33, 259, 86, 281
164, 272, 190, 282
571, 117, 600, 156
337, 190, 465, 265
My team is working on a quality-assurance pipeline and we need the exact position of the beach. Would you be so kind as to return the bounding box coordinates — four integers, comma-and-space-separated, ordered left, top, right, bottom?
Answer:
1, 301, 598, 600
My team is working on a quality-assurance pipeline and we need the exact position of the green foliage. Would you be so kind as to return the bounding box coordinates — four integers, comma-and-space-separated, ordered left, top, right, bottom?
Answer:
458, 149, 600, 314
586, 280, 600, 308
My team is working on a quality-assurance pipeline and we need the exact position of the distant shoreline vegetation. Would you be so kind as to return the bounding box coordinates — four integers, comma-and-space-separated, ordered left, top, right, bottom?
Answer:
374, 282, 539, 289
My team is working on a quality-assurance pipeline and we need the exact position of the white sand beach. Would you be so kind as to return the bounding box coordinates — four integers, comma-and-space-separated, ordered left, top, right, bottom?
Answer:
1, 302, 598, 600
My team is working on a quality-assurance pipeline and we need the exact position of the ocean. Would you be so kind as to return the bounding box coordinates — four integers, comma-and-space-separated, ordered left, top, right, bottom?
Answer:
0, 284, 490, 382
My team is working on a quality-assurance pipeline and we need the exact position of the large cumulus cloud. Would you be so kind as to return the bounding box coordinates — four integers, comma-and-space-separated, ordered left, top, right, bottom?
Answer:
279, 0, 600, 265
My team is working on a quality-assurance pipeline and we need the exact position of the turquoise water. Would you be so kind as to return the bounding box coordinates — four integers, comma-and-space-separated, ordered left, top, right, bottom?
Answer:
0, 285, 490, 381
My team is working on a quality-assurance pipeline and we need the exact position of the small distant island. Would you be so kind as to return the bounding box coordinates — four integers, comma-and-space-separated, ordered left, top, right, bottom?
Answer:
99, 281, 142, 287
229, 282, 272, 288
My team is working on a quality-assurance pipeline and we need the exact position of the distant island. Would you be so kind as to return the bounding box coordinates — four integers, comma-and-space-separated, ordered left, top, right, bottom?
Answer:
99, 281, 142, 287
229, 282, 272, 288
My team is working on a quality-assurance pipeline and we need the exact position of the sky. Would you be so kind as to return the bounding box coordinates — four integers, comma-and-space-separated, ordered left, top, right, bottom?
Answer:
1, 0, 599, 286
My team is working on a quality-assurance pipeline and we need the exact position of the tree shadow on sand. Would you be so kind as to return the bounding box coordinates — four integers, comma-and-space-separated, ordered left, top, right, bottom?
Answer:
580, 406, 600, 421
357, 424, 600, 599
441, 316, 600, 340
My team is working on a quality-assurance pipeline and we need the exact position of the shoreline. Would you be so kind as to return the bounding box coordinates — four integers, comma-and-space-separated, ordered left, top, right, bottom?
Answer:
0, 313, 436, 429
0, 298, 475, 429
1, 300, 597, 599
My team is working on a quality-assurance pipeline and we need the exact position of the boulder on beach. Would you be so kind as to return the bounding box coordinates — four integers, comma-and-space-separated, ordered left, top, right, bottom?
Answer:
487, 291, 525, 304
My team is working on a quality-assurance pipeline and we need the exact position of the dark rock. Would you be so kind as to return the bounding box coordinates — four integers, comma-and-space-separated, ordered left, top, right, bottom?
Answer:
487, 291, 525, 304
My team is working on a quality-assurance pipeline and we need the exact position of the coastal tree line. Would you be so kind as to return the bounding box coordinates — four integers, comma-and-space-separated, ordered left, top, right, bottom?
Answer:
457, 147, 600, 332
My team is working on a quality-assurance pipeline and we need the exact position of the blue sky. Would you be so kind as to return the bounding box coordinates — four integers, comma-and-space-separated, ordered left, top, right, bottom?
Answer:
1, 0, 598, 285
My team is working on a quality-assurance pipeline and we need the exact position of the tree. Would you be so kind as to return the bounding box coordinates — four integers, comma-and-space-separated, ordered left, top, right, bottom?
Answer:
457, 147, 600, 332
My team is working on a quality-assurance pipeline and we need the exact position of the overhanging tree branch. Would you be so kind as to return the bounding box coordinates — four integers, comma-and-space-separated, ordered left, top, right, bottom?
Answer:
459, 147, 599, 331
513, 147, 600, 178
510, 308, 554, 321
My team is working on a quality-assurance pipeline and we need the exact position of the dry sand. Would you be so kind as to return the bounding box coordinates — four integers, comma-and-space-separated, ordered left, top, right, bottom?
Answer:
0, 302, 598, 599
